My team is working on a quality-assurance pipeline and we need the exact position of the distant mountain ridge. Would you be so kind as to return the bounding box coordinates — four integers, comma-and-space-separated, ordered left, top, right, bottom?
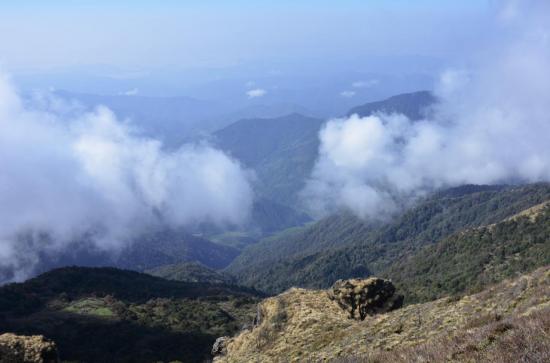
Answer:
214, 91, 436, 207
347, 90, 436, 119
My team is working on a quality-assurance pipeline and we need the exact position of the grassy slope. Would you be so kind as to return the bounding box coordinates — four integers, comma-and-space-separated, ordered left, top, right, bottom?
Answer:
215, 266, 550, 362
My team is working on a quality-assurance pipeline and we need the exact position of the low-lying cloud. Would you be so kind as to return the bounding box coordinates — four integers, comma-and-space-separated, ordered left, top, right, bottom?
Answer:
303, 0, 550, 219
0, 74, 254, 281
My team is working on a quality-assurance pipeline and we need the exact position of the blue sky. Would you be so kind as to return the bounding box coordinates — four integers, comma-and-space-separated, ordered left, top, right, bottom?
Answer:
0, 0, 493, 73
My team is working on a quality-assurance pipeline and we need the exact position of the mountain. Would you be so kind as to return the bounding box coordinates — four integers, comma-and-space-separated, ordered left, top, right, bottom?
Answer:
0, 267, 263, 363
50, 92, 320, 147
214, 266, 550, 362
214, 113, 324, 206
347, 90, 436, 119
18, 229, 241, 285
213, 91, 437, 207
146, 262, 236, 284
226, 183, 550, 294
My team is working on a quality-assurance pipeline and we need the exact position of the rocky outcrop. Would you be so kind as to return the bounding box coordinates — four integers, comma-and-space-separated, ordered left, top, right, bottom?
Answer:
328, 277, 404, 320
0, 334, 58, 363
211, 336, 229, 357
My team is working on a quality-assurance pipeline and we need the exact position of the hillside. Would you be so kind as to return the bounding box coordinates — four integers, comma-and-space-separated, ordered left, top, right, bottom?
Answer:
386, 201, 550, 304
226, 183, 550, 294
225, 213, 378, 282
146, 261, 236, 284
214, 266, 550, 362
214, 91, 437, 207
116, 229, 240, 271
0, 267, 263, 363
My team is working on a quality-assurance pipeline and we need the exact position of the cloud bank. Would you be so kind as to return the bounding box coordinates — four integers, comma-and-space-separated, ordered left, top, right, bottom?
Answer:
0, 74, 254, 281
303, 0, 550, 219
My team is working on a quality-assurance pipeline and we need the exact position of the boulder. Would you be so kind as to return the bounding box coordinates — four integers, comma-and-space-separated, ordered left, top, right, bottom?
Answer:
0, 333, 58, 363
328, 277, 403, 320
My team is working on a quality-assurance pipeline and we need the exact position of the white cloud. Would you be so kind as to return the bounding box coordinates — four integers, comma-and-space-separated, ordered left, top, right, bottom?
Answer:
303, 0, 550, 219
340, 90, 356, 98
352, 80, 378, 88
120, 88, 139, 96
246, 88, 267, 99
0, 73, 254, 281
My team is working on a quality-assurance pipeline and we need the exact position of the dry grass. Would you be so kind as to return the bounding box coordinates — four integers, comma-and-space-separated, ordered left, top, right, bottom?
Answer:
214, 266, 550, 363
332, 307, 550, 363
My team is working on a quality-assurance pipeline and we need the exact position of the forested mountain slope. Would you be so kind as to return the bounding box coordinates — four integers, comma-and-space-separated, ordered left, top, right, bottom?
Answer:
146, 261, 236, 284
386, 201, 550, 303
227, 183, 550, 294
214, 113, 324, 206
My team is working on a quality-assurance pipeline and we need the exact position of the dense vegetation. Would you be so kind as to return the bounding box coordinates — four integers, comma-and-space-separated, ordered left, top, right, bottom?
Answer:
0, 267, 263, 362
227, 183, 550, 295
225, 213, 379, 280
146, 261, 236, 284
386, 202, 550, 303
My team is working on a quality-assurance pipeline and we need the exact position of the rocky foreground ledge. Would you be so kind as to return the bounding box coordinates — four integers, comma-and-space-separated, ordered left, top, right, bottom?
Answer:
0, 333, 58, 363
213, 268, 550, 362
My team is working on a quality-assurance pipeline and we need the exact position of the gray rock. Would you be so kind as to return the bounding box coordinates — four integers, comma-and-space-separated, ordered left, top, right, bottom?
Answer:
211, 336, 229, 357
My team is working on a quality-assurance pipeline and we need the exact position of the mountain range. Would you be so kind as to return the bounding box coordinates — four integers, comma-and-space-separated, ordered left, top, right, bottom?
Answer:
2, 89, 549, 362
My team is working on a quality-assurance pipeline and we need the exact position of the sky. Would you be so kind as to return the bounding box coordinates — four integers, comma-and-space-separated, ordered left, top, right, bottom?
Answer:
0, 1, 491, 72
